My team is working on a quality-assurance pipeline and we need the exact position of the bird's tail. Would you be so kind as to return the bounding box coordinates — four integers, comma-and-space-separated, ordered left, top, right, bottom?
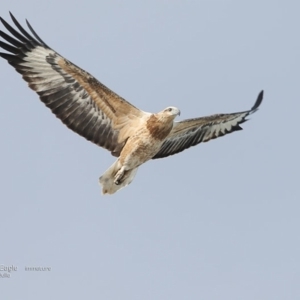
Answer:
99, 161, 138, 195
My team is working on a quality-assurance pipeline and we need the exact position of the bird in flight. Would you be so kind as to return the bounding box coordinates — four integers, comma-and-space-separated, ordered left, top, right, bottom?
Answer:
0, 13, 263, 194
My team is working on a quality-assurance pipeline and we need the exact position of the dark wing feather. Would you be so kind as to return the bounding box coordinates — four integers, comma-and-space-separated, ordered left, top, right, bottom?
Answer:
153, 91, 263, 159
0, 13, 144, 156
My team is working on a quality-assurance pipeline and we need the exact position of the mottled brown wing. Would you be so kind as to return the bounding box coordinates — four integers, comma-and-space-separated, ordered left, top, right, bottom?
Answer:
0, 13, 145, 156
153, 91, 263, 159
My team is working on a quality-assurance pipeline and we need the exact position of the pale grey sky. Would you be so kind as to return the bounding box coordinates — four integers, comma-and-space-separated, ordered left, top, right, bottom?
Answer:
0, 1, 299, 299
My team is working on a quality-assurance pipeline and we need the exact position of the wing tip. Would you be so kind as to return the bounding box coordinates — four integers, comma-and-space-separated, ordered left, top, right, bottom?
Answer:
251, 90, 264, 111
1, 11, 16, 27
1, 11, 49, 49
9, 11, 15, 21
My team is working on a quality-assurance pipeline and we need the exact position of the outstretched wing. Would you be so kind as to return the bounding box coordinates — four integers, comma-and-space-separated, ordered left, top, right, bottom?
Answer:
0, 13, 145, 157
153, 91, 263, 159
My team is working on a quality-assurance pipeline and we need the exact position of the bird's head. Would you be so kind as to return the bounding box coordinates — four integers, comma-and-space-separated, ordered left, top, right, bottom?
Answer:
162, 106, 181, 118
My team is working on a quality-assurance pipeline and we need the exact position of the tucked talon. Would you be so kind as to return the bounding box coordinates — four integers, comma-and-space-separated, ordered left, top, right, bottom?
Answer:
114, 166, 126, 185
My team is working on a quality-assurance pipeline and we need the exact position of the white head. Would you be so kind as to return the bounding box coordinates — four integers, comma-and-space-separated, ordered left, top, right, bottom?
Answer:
162, 106, 181, 118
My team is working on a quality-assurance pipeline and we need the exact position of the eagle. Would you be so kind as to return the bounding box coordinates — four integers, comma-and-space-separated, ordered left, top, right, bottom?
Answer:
0, 13, 263, 194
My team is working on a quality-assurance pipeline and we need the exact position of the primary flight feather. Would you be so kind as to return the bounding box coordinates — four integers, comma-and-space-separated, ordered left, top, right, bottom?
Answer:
0, 13, 263, 194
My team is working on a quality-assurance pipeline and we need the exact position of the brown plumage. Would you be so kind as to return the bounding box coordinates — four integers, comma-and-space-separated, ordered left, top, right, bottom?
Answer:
146, 114, 174, 140
0, 13, 263, 194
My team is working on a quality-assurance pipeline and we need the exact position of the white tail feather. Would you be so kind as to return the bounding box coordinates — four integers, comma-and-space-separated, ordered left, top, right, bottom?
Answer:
99, 161, 138, 195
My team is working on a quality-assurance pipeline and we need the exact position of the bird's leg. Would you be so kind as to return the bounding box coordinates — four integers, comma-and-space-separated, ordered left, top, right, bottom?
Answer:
114, 166, 126, 185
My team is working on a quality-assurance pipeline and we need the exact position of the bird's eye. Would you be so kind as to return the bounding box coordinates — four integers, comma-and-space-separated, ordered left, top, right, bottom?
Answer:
168, 108, 172, 112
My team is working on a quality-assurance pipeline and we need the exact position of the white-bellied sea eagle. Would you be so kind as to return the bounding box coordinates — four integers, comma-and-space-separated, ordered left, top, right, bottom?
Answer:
0, 13, 263, 194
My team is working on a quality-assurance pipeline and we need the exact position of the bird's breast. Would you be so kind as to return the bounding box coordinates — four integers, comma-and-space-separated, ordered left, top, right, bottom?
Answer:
146, 114, 173, 140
